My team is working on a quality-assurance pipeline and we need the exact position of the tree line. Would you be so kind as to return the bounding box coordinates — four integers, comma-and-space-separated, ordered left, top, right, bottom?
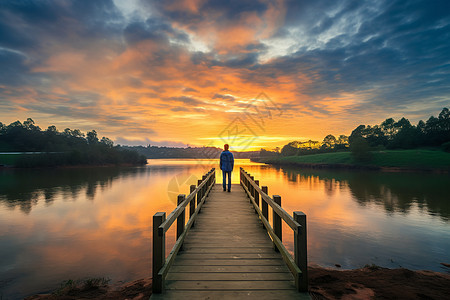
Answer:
124, 145, 259, 159
0, 118, 147, 167
349, 108, 450, 149
261, 108, 450, 159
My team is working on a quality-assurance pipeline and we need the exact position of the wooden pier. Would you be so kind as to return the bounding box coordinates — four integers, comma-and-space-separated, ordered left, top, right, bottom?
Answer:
151, 168, 309, 299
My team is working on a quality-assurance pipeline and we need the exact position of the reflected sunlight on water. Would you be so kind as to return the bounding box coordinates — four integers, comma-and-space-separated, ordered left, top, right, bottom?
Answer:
1, 159, 449, 299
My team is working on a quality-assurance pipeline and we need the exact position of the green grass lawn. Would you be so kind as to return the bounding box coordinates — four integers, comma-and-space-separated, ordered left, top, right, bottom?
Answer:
263, 149, 450, 170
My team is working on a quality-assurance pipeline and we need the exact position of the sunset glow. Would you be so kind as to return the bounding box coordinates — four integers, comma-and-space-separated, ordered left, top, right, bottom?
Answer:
1, 1, 449, 149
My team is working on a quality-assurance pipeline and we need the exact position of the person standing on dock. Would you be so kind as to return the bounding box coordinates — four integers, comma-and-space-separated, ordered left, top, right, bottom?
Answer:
220, 144, 234, 192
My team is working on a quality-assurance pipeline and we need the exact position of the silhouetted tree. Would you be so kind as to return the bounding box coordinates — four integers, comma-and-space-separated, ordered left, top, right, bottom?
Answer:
350, 136, 372, 162
46, 125, 58, 133
335, 135, 349, 149
0, 119, 146, 166
100, 137, 114, 147
281, 143, 299, 156
322, 134, 337, 149
86, 130, 99, 144
347, 108, 450, 150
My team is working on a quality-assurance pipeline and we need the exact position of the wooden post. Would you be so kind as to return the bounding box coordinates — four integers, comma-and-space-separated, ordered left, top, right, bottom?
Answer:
152, 212, 166, 293
250, 176, 254, 200
262, 186, 269, 222
177, 195, 185, 251
247, 174, 251, 201
273, 195, 282, 251
294, 211, 308, 292
209, 173, 212, 191
197, 179, 202, 206
190, 185, 196, 227
201, 175, 206, 200
254, 180, 260, 207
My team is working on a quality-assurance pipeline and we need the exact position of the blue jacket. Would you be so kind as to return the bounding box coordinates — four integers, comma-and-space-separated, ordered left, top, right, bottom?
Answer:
220, 150, 234, 172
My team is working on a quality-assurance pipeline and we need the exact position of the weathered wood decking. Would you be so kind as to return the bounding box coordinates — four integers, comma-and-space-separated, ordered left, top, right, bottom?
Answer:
151, 184, 310, 299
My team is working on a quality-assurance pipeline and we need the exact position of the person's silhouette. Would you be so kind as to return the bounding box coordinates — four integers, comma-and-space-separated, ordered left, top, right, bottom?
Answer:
219, 144, 234, 192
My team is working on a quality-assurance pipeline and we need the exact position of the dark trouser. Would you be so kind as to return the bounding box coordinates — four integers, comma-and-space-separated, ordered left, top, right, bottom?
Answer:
222, 170, 231, 191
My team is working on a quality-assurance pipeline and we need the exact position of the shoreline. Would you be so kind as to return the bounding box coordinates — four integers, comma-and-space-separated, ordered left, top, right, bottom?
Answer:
25, 265, 450, 300
0, 162, 147, 169
252, 157, 450, 174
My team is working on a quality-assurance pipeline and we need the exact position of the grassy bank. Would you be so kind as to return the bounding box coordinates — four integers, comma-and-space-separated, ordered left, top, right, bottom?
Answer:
0, 149, 147, 168
257, 149, 450, 171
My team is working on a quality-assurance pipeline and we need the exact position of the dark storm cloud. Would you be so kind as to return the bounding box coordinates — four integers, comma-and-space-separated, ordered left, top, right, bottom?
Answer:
0, 0, 122, 44
0, 48, 29, 85
0, 0, 123, 85
247, 0, 450, 114
123, 17, 189, 46
154, 0, 268, 24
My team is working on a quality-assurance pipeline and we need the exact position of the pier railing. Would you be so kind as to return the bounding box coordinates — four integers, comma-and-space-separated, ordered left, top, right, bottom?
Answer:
152, 168, 216, 293
240, 167, 308, 292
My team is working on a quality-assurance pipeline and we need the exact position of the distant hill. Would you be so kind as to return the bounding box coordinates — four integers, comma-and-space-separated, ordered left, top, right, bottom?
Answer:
121, 145, 260, 159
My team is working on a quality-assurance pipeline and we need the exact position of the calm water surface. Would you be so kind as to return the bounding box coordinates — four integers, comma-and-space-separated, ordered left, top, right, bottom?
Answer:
0, 159, 449, 299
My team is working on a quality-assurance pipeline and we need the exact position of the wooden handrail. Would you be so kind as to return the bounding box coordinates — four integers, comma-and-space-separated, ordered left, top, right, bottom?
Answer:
239, 167, 308, 292
240, 168, 301, 232
152, 168, 215, 293
158, 169, 215, 235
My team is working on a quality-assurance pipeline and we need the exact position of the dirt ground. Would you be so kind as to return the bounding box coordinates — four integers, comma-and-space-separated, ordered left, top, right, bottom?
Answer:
24, 278, 152, 300
308, 265, 450, 300
26, 265, 450, 300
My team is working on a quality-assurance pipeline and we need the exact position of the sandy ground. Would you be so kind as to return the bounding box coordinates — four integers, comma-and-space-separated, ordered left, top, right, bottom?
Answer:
25, 265, 450, 300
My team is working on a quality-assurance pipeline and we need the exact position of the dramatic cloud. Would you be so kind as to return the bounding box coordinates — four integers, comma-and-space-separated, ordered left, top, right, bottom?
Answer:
0, 0, 449, 149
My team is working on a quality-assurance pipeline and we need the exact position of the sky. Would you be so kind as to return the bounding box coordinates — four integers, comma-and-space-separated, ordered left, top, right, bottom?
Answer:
0, 0, 449, 150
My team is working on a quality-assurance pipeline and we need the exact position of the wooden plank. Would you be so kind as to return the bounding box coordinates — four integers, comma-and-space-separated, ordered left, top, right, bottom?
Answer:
151, 290, 311, 300
165, 280, 295, 290
176, 253, 282, 260
184, 236, 269, 242
166, 272, 293, 281
187, 233, 267, 238
181, 246, 276, 254
183, 242, 274, 248
156, 183, 307, 299
190, 220, 261, 226
188, 229, 266, 233
173, 259, 286, 266
170, 265, 290, 273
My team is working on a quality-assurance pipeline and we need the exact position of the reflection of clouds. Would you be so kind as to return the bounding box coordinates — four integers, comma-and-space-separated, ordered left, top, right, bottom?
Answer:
276, 167, 450, 221
0, 163, 198, 299
241, 164, 450, 272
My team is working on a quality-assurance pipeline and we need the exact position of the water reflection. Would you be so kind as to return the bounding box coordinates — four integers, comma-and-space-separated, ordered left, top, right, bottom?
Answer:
277, 167, 450, 221
0, 167, 149, 213
242, 164, 450, 273
0, 160, 449, 299
0, 161, 211, 300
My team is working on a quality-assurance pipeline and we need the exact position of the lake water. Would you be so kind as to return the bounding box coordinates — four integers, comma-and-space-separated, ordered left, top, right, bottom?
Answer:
1, 159, 449, 299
